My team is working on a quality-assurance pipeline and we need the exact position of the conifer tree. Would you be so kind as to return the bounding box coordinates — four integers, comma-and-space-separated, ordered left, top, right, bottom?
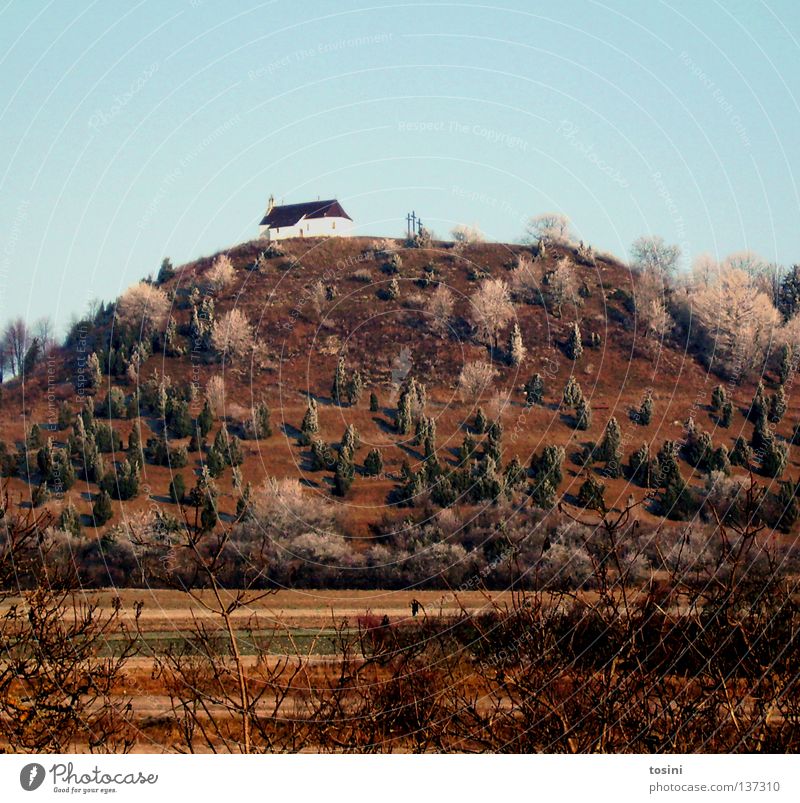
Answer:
637, 389, 653, 425
562, 376, 583, 408
331, 355, 347, 405
720, 400, 734, 428
508, 322, 526, 366
474, 407, 488, 434
748, 381, 768, 422
364, 449, 383, 476
730, 436, 752, 468
768, 387, 787, 424
523, 374, 544, 406
369, 392, 379, 412
578, 475, 606, 511
778, 343, 793, 385
598, 417, 622, 477
575, 396, 592, 431
345, 370, 363, 406
300, 398, 319, 445
711, 385, 727, 412
566, 322, 583, 360
93, 489, 113, 526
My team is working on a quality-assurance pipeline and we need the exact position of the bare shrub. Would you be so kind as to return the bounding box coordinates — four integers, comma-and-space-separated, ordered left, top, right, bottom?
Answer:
450, 223, 485, 244
457, 360, 498, 401
206, 374, 226, 416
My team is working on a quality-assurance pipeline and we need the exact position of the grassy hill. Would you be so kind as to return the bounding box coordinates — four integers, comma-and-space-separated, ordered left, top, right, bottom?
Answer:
0, 234, 795, 587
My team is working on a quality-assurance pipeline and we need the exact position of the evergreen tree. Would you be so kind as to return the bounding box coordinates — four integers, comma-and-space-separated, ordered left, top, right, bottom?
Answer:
157, 257, 175, 284
719, 400, 734, 428
730, 436, 752, 468
748, 381, 768, 422
59, 501, 82, 537
778, 343, 793, 385
364, 448, 383, 476
636, 390, 653, 425
92, 489, 113, 526
340, 424, 360, 457
503, 456, 526, 496
387, 276, 400, 300
562, 376, 583, 408
776, 480, 800, 532
683, 427, 714, 469
331, 355, 347, 405
530, 476, 557, 510
57, 401, 72, 431
167, 397, 193, 437
530, 444, 565, 488
474, 407, 488, 434
81, 397, 95, 433
711, 384, 727, 412
661, 471, 694, 520
300, 397, 320, 444
566, 322, 583, 360
751, 412, 771, 452
310, 438, 336, 471
369, 392, 379, 412
707, 445, 731, 475
198, 399, 214, 437
206, 444, 227, 478
345, 370, 363, 406
331, 356, 347, 405
656, 440, 681, 488
508, 322, 526, 365
768, 387, 787, 424
253, 400, 272, 438
523, 374, 544, 406
27, 423, 43, 450
629, 442, 655, 488
597, 417, 623, 477
169, 474, 186, 504
575, 396, 592, 431
396, 392, 413, 435
578, 475, 606, 511
459, 434, 477, 464
777, 264, 800, 321
334, 451, 355, 496
761, 432, 788, 478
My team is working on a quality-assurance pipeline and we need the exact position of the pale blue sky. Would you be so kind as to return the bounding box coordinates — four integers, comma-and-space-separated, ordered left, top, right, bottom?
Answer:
1, 0, 799, 331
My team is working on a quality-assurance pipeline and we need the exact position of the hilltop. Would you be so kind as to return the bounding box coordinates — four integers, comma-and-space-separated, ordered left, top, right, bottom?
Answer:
0, 234, 796, 587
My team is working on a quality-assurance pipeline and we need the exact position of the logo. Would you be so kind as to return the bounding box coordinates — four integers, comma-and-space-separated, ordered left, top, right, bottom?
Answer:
20, 763, 45, 791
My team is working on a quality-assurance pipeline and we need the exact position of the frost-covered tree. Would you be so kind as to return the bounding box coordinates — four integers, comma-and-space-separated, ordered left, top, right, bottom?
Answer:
525, 212, 572, 244
210, 309, 254, 365
424, 284, 455, 337
469, 278, 514, 350
116, 281, 169, 336
205, 254, 235, 292
690, 267, 781, 379
547, 257, 577, 318
508, 321, 526, 365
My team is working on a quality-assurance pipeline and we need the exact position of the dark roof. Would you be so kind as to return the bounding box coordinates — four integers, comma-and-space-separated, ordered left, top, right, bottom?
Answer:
259, 199, 352, 227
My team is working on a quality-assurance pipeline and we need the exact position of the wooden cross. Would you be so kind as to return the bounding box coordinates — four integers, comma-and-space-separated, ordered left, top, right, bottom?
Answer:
406, 211, 417, 238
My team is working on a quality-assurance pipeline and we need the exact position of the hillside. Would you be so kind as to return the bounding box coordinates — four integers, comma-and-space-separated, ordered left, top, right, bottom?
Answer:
0, 234, 796, 587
